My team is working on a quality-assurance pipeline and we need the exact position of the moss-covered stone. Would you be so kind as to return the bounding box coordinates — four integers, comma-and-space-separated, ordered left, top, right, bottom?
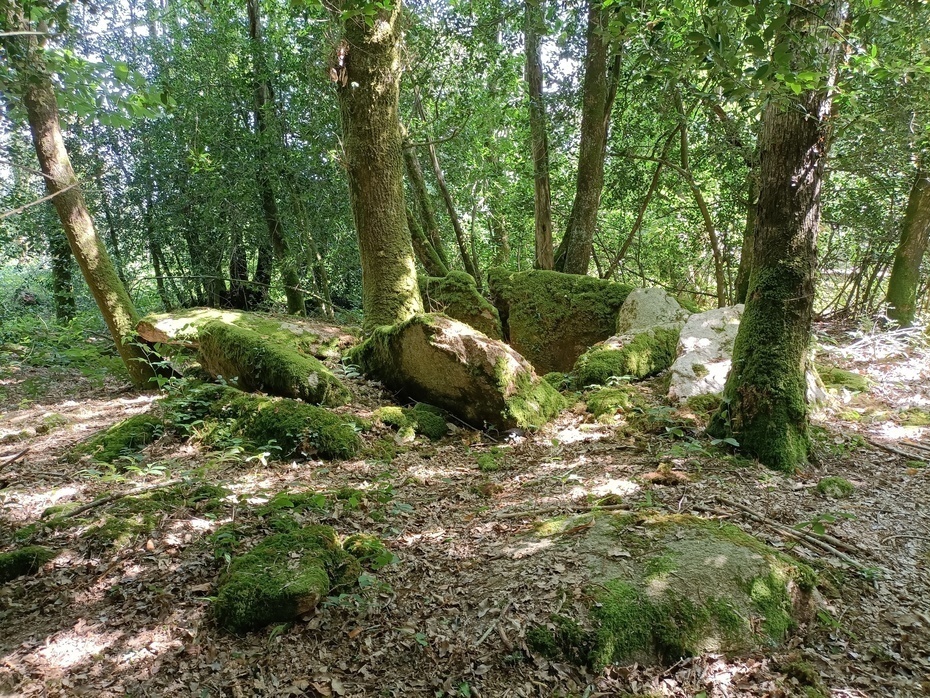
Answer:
374, 403, 447, 441
70, 413, 164, 464
419, 271, 502, 339
0, 546, 56, 583
348, 314, 565, 430
817, 365, 870, 393
214, 525, 360, 633
525, 513, 815, 668
198, 321, 350, 406
573, 327, 680, 387
487, 268, 633, 374
816, 476, 855, 499
476, 446, 507, 472
586, 386, 635, 418
542, 372, 571, 390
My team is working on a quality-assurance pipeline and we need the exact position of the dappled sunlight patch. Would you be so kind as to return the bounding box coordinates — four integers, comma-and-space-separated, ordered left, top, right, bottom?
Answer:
549, 424, 610, 445
35, 626, 122, 671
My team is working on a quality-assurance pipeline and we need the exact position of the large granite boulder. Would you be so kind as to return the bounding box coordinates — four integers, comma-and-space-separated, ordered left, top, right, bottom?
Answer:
419, 271, 502, 339
668, 305, 744, 402
616, 287, 692, 335
346, 314, 565, 430
487, 268, 632, 374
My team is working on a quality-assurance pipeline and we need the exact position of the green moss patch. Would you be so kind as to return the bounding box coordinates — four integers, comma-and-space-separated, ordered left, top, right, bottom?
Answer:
487, 268, 632, 374
71, 413, 164, 464
573, 327, 680, 387
375, 403, 447, 441
198, 321, 349, 406
477, 446, 508, 472
816, 365, 870, 393
525, 513, 815, 668
213, 525, 359, 633
816, 476, 855, 499
586, 386, 636, 418
901, 408, 930, 427
0, 546, 56, 583
419, 271, 502, 339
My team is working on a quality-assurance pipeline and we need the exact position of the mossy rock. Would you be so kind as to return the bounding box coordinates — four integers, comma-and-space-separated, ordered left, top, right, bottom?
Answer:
375, 403, 448, 441
586, 386, 636, 418
347, 314, 565, 430
419, 271, 502, 339
138, 307, 356, 359
573, 327, 680, 387
527, 513, 816, 668
198, 321, 350, 406
487, 268, 632, 374
816, 476, 855, 499
70, 413, 164, 464
162, 383, 360, 460
476, 446, 507, 472
816, 365, 870, 393
0, 546, 56, 583
214, 525, 359, 633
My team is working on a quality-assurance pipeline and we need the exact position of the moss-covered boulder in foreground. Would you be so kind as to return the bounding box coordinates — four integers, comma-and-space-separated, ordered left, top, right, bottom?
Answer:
213, 525, 359, 633
0, 545, 56, 583
420, 271, 503, 339
487, 268, 632, 374
573, 326, 680, 387
137, 307, 357, 359
164, 383, 361, 460
348, 314, 565, 430
70, 413, 164, 464
527, 513, 816, 668
198, 321, 350, 406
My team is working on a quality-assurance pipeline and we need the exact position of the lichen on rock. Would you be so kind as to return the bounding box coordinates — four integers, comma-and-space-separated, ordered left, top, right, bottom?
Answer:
198, 321, 350, 406
487, 268, 632, 374
347, 314, 565, 430
419, 271, 502, 339
213, 525, 359, 633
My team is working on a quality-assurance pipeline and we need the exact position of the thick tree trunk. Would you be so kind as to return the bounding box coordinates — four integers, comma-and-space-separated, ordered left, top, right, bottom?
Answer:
336, 1, 422, 330
884, 165, 930, 327
524, 0, 553, 270
734, 169, 759, 304
1, 5, 157, 387
708, 0, 847, 472
557, 0, 614, 275
247, 0, 303, 314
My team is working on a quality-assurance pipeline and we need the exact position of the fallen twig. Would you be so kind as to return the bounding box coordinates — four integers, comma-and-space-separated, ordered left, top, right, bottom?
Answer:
65, 479, 184, 519
0, 448, 29, 468
714, 495, 873, 571
902, 439, 930, 455
475, 599, 512, 647
866, 438, 929, 464
495, 502, 632, 520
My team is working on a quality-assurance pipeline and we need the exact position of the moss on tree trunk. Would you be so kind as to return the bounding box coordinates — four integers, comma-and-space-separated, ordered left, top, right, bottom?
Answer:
885, 165, 930, 327
708, 1, 848, 472
337, 3, 423, 330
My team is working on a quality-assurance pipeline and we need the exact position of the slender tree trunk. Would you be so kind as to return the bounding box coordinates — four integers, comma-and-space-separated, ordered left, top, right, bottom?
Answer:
1, 5, 157, 387
407, 208, 450, 277
885, 164, 930, 326
402, 133, 450, 275
336, 1, 422, 330
47, 225, 75, 323
557, 0, 614, 275
247, 0, 303, 314
708, 1, 848, 472
490, 213, 510, 267
524, 0, 553, 270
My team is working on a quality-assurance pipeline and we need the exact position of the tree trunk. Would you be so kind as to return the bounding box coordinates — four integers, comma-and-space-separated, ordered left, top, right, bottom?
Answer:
556, 0, 614, 275
47, 225, 75, 323
1, 5, 157, 387
734, 168, 759, 304
402, 134, 450, 276
336, 1, 422, 330
708, 0, 847, 472
247, 0, 303, 314
884, 164, 930, 327
524, 0, 553, 270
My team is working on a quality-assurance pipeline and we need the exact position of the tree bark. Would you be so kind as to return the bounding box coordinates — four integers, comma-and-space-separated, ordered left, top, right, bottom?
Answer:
524, 0, 553, 270
708, 0, 847, 472
402, 133, 450, 276
557, 0, 615, 275
247, 0, 303, 314
734, 168, 759, 304
47, 224, 75, 323
884, 164, 930, 327
336, 1, 422, 330
1, 3, 157, 387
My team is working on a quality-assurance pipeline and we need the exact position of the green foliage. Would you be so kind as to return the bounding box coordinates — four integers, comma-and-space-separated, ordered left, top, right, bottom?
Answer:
70, 413, 164, 465
585, 386, 636, 418
374, 403, 448, 441
476, 446, 507, 473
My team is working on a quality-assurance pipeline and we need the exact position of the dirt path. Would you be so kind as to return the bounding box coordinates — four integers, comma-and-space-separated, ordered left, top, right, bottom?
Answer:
1, 333, 928, 697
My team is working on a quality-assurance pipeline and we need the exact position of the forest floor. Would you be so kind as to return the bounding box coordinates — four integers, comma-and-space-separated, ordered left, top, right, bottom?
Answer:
0, 323, 928, 698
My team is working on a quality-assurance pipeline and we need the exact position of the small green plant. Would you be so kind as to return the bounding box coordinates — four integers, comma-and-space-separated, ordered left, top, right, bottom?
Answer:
794, 511, 855, 536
